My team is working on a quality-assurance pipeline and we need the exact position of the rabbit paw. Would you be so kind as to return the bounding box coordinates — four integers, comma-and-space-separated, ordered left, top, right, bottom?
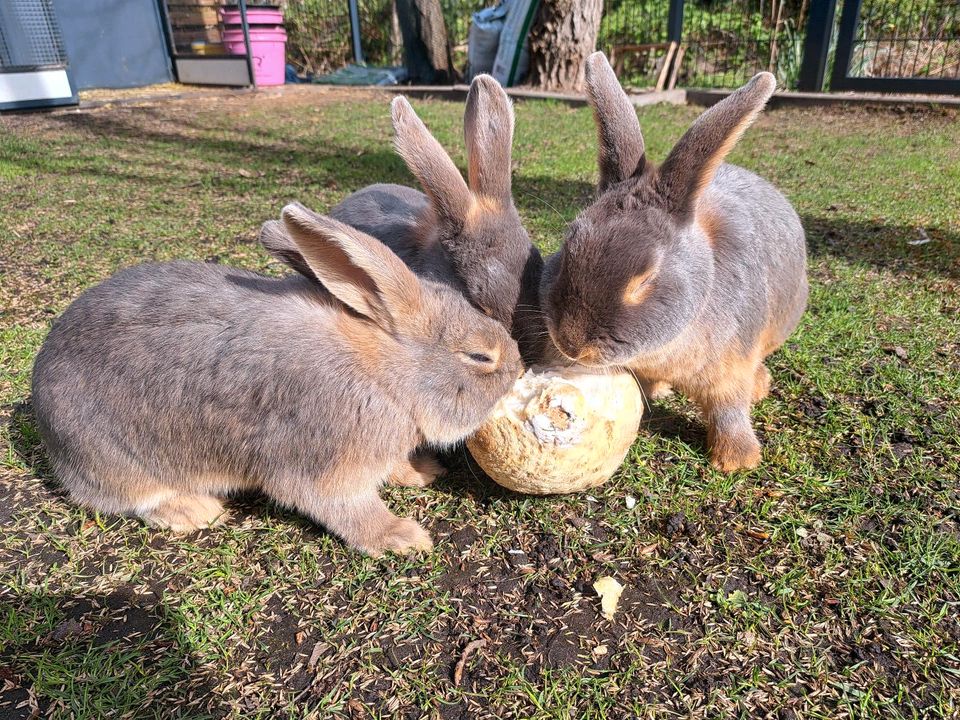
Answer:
388, 454, 445, 488
752, 364, 772, 404
143, 494, 227, 532
709, 432, 762, 473
641, 380, 674, 400
366, 517, 434, 556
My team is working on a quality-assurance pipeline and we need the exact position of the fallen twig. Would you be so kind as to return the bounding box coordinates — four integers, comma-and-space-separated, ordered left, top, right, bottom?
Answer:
452, 639, 486, 686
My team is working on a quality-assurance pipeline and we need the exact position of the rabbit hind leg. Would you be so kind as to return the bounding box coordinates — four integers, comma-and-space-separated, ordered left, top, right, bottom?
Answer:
387, 452, 445, 488
140, 491, 227, 532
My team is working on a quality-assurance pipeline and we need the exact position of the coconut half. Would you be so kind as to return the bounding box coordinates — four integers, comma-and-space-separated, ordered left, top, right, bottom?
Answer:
466, 366, 644, 494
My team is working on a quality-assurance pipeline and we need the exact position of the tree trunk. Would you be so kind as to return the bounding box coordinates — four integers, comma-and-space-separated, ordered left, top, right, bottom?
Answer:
528, 0, 603, 92
395, 0, 456, 84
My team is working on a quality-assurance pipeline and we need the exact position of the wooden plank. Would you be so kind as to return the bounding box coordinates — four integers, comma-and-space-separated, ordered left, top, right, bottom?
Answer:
666, 45, 685, 90
168, 6, 220, 26
655, 41, 678, 92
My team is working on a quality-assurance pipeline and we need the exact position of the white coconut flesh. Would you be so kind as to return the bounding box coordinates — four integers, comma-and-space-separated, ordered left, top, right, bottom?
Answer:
467, 366, 644, 495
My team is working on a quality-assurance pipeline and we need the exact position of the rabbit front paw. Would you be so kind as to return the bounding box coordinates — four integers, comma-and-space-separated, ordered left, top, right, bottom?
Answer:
366, 517, 434, 556
709, 430, 761, 473
641, 379, 674, 400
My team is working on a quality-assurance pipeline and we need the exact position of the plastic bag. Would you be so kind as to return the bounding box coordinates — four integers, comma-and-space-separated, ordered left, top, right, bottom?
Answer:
492, 0, 539, 86
468, 3, 509, 80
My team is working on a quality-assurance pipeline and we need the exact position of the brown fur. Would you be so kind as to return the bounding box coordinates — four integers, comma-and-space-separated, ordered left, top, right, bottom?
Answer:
142, 494, 227, 532
656, 73, 776, 218
32, 203, 522, 556
622, 269, 655, 305
696, 205, 726, 248
387, 453, 445, 488
542, 56, 804, 473
584, 51, 646, 190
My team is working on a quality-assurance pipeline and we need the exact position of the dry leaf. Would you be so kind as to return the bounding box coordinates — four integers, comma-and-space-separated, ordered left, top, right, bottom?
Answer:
639, 542, 659, 556
593, 576, 624, 620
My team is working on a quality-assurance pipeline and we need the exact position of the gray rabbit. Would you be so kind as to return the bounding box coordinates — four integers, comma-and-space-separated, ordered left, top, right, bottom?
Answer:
32, 203, 522, 554
540, 53, 808, 472
329, 75, 548, 364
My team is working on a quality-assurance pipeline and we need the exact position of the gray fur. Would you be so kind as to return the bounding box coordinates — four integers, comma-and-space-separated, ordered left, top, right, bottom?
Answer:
542, 53, 808, 472
331, 76, 547, 364
32, 205, 522, 554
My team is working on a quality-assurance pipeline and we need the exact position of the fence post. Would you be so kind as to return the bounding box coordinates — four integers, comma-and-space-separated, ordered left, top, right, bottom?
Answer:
797, 0, 838, 91
666, 0, 684, 43
237, 0, 257, 88
348, 0, 364, 65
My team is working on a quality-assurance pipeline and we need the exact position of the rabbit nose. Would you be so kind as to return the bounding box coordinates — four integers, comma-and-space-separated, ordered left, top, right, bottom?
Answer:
553, 321, 586, 361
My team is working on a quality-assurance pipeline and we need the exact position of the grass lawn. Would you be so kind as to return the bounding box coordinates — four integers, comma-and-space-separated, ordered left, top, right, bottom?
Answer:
1, 86, 958, 719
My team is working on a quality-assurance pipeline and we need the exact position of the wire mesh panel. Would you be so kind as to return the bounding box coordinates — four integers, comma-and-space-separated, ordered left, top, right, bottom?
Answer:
676, 0, 808, 88
439, 0, 488, 71
847, 0, 960, 81
356, 0, 398, 66
284, 0, 485, 77
0, 0, 69, 71
284, 0, 354, 74
354, 0, 485, 72
597, 0, 672, 87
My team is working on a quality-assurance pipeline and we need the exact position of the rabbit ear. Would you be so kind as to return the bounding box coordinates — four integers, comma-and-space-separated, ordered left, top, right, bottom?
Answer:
391, 96, 472, 225
584, 52, 646, 192
464, 74, 514, 203
280, 203, 421, 332
259, 219, 320, 283
656, 72, 776, 220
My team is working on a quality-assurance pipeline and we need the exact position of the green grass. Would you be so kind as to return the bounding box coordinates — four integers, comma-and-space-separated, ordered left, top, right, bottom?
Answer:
1, 87, 959, 719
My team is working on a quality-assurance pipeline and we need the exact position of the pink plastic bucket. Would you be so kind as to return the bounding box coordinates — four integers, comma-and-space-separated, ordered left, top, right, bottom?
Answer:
222, 26, 287, 86
220, 7, 283, 26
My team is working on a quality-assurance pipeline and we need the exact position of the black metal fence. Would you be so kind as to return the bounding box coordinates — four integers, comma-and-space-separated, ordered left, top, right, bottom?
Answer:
678, 0, 808, 88
281, 0, 960, 94
830, 0, 960, 93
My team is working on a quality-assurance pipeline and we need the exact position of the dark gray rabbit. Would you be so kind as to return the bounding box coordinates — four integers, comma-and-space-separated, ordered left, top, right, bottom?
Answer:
32, 203, 522, 554
329, 75, 547, 364
540, 52, 808, 472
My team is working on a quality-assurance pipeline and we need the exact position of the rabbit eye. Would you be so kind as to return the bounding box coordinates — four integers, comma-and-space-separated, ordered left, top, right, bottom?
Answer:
622, 270, 654, 306
457, 350, 500, 372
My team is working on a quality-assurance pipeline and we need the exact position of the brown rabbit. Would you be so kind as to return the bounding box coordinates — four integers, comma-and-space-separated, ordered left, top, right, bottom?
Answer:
329, 75, 547, 364
32, 204, 522, 554
540, 53, 808, 472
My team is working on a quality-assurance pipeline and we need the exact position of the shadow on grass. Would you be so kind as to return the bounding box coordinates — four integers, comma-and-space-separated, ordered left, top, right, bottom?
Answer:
3, 105, 596, 228
640, 403, 709, 456
5, 399, 334, 546
803, 214, 960, 281
430, 443, 519, 505
0, 588, 225, 719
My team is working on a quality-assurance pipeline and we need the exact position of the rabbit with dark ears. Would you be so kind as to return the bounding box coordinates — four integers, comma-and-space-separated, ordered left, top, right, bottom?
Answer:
32, 203, 522, 555
327, 75, 548, 365
540, 52, 808, 473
